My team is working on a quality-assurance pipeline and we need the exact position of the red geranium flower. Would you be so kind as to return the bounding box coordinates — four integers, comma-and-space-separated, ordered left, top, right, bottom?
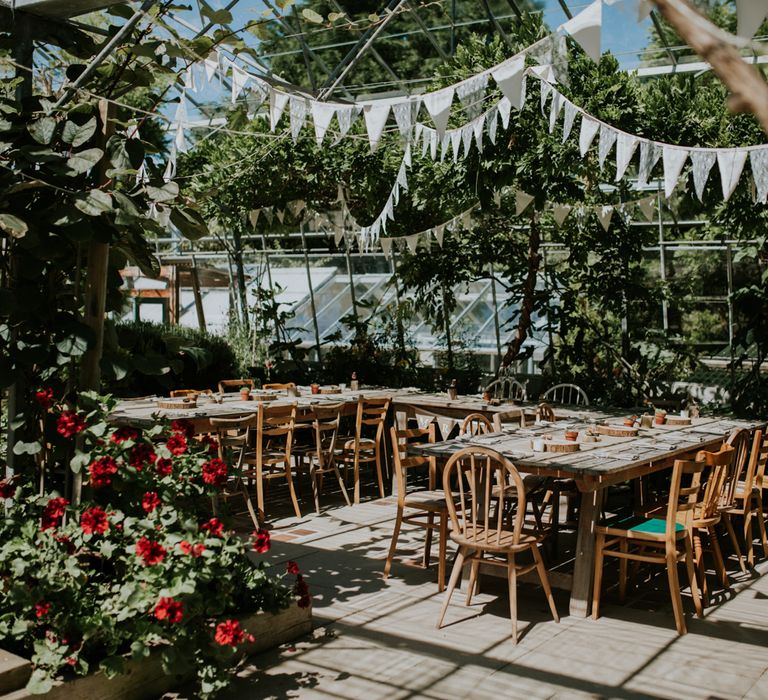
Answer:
88, 456, 119, 488
41, 497, 68, 531
286, 560, 300, 576
56, 411, 85, 438
166, 434, 187, 456
294, 575, 311, 608
35, 388, 54, 410
153, 597, 184, 624
129, 442, 157, 470
135, 536, 166, 566
66, 657, 77, 667
141, 492, 161, 514
214, 619, 245, 646
198, 434, 219, 456
0, 479, 16, 499
251, 528, 270, 553
35, 602, 51, 619
110, 426, 139, 444
80, 506, 109, 535
155, 457, 173, 477
201, 458, 227, 487
193, 543, 205, 557
171, 419, 195, 439
178, 540, 193, 555
200, 517, 225, 537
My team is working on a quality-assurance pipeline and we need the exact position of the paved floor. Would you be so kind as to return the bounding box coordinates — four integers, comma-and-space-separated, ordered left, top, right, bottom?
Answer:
194, 487, 768, 700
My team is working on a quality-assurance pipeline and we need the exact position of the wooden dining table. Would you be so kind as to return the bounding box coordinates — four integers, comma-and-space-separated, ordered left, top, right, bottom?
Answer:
408, 412, 763, 617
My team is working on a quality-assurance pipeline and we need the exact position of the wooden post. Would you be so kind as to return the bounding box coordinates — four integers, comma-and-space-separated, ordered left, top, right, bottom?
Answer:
190, 256, 206, 332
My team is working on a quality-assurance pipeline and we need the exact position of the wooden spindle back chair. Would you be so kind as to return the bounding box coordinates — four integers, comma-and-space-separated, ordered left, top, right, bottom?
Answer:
341, 396, 390, 503
437, 446, 559, 641
719, 428, 752, 573
541, 383, 589, 406
170, 389, 212, 398
536, 402, 556, 423
460, 413, 493, 436
262, 382, 296, 391
485, 377, 526, 402
492, 408, 526, 432
303, 402, 350, 513
218, 378, 255, 393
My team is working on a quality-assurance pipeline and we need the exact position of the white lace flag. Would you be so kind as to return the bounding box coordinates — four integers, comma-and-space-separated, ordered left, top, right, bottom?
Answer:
598, 125, 618, 169
540, 80, 553, 116
406, 233, 420, 254
750, 149, 768, 203
276, 209, 285, 224
462, 124, 473, 158
456, 74, 489, 120
450, 128, 462, 162
553, 203, 572, 227
289, 96, 308, 142
637, 140, 661, 187
637, 196, 656, 222
231, 65, 249, 103
615, 132, 638, 181
549, 90, 564, 133
560, 0, 602, 62
393, 98, 419, 141
248, 209, 260, 228
516, 191, 534, 216
422, 86, 455, 138
498, 97, 513, 129
473, 114, 486, 152
562, 101, 578, 143
363, 102, 391, 152
690, 150, 716, 201
429, 128, 439, 160
461, 210, 473, 231
579, 115, 600, 157
736, 0, 768, 38
204, 51, 219, 82
434, 224, 445, 247
492, 56, 526, 110
596, 205, 614, 231
336, 105, 361, 139
269, 90, 289, 131
488, 108, 499, 144
311, 101, 336, 145
380, 237, 393, 256
663, 145, 689, 198
717, 149, 748, 201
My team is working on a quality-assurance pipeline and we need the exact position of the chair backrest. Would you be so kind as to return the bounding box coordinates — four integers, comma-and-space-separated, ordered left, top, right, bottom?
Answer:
537, 402, 556, 422
492, 408, 525, 432
541, 383, 589, 406
443, 446, 527, 548
256, 403, 296, 465
390, 424, 436, 502
218, 378, 255, 393
170, 389, 212, 398
724, 428, 752, 507
665, 458, 706, 545
307, 402, 344, 469
209, 413, 258, 468
740, 429, 766, 495
695, 445, 735, 522
485, 377, 526, 401
461, 413, 493, 436
354, 396, 390, 443
263, 382, 296, 391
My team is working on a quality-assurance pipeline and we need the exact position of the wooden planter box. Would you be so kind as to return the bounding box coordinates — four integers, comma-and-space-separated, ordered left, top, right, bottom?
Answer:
1, 602, 312, 700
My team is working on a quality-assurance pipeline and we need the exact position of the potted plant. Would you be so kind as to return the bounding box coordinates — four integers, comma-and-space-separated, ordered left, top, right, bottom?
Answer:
239, 385, 251, 401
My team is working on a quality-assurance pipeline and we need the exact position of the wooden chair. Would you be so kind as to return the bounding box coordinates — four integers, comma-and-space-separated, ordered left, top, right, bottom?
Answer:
592, 457, 704, 635
460, 413, 493, 436
725, 429, 768, 566
340, 396, 390, 504
263, 382, 296, 391
536, 402, 556, 422
384, 424, 448, 591
218, 378, 255, 394
485, 377, 526, 402
719, 428, 751, 574
208, 413, 259, 527
241, 403, 300, 521
541, 383, 589, 406
294, 402, 350, 513
436, 446, 559, 641
170, 388, 212, 398
492, 408, 526, 432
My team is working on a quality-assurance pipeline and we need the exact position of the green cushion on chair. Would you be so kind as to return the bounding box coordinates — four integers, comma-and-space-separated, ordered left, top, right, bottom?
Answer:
603, 514, 684, 534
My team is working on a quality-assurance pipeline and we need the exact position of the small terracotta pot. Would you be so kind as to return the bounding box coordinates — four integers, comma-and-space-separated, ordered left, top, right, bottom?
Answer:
240, 390, 250, 401
623, 418, 635, 427
310, 383, 320, 395
655, 412, 666, 425
565, 430, 578, 442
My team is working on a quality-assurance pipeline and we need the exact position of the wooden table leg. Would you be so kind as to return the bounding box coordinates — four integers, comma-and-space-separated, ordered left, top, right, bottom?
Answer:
569, 488, 602, 618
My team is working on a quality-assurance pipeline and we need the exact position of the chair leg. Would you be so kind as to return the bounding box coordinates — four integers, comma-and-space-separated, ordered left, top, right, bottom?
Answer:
309, 462, 321, 515
256, 465, 266, 523
466, 555, 481, 606
424, 512, 434, 569
285, 463, 302, 519
332, 462, 351, 507
722, 513, 747, 574
592, 532, 606, 620
744, 509, 755, 567
384, 505, 404, 578
437, 546, 467, 629
693, 530, 708, 607
507, 553, 518, 643
756, 496, 768, 558
709, 526, 730, 590
437, 512, 447, 593
683, 535, 703, 618
374, 445, 385, 499
353, 451, 361, 505
532, 544, 559, 623
619, 538, 628, 603
665, 552, 686, 635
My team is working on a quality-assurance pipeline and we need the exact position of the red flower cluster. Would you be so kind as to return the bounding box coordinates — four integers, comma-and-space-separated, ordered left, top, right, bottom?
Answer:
198, 434, 219, 456
153, 597, 183, 624
179, 540, 206, 557
56, 411, 85, 438
35, 388, 54, 410
141, 492, 161, 514
80, 506, 109, 535
251, 528, 271, 553
214, 619, 251, 647
41, 497, 68, 531
166, 434, 187, 456
294, 575, 311, 609
155, 457, 173, 477
171, 419, 195, 439
35, 602, 51, 619
135, 536, 166, 566
88, 456, 119, 488
0, 479, 16, 499
200, 518, 224, 537
286, 561, 300, 576
201, 458, 227, 487
129, 443, 157, 470
110, 426, 139, 444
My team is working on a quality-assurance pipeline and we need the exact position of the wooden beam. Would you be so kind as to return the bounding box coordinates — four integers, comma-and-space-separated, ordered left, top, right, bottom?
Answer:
651, 0, 768, 134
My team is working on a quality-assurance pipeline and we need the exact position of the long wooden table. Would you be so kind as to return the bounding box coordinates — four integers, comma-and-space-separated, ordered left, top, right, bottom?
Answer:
409, 413, 762, 617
